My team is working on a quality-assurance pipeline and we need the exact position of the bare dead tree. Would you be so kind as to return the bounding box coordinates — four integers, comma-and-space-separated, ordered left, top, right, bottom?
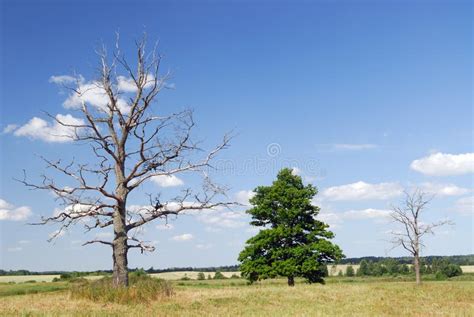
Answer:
17, 35, 233, 287
389, 189, 453, 285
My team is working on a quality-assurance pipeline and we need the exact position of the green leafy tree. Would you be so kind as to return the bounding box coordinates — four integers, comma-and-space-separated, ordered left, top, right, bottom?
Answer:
213, 271, 226, 279
238, 168, 343, 286
345, 265, 355, 277
197, 272, 206, 280
357, 260, 370, 276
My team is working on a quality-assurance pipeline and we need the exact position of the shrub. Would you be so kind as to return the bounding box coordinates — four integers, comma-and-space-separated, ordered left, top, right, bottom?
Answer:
442, 264, 462, 278
345, 266, 355, 277
230, 274, 240, 279
337, 270, 343, 277
197, 272, 206, 280
435, 271, 448, 280
70, 275, 173, 304
207, 274, 212, 280
213, 271, 226, 279
180, 274, 191, 281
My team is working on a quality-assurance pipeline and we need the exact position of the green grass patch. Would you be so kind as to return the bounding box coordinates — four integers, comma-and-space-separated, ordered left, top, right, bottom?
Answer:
0, 282, 69, 297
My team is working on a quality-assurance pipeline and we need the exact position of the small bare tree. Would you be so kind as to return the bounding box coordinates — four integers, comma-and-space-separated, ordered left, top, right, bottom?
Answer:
389, 189, 452, 285
18, 35, 232, 287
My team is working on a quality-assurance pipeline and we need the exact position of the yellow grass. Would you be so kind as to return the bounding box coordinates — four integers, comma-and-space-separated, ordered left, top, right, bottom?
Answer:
0, 280, 473, 316
150, 271, 240, 280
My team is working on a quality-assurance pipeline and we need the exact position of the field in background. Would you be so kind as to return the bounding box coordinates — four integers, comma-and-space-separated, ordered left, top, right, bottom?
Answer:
1, 277, 473, 316
2, 266, 473, 282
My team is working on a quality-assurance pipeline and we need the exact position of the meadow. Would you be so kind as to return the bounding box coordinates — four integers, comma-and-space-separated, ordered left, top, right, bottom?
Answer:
1, 274, 473, 316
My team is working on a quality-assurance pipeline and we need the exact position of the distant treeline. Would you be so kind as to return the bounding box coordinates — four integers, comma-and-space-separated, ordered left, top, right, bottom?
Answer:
1, 255, 472, 276
339, 254, 474, 265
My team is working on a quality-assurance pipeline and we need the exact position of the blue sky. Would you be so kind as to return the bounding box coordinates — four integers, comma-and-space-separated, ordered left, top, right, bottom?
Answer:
0, 0, 472, 271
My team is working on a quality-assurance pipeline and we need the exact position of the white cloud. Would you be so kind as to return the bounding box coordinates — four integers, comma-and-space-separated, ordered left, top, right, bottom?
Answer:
317, 208, 391, 228
117, 74, 156, 93
410, 152, 474, 176
235, 190, 255, 206
322, 181, 402, 201
117, 76, 137, 92
18, 240, 30, 244
0, 199, 32, 221
54, 203, 101, 219
12, 114, 84, 143
291, 167, 302, 175
151, 175, 184, 187
171, 233, 194, 241
342, 208, 391, 220
419, 182, 470, 196
49, 75, 79, 85
332, 144, 377, 151
2, 124, 18, 134
454, 196, 473, 214
62, 81, 130, 114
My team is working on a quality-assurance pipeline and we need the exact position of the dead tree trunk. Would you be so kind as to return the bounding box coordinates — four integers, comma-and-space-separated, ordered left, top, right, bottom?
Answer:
413, 252, 421, 285
112, 203, 129, 287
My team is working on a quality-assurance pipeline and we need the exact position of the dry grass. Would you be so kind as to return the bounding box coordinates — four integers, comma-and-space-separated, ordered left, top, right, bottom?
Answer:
1, 279, 472, 316
150, 271, 240, 280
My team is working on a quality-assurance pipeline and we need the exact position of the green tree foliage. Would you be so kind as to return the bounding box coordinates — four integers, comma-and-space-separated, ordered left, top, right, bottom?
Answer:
197, 272, 206, 280
357, 260, 370, 276
238, 168, 344, 286
345, 266, 355, 277
213, 271, 226, 279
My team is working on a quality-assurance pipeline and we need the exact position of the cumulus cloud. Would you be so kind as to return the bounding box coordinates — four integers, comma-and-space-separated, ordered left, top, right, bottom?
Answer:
62, 81, 130, 114
0, 199, 32, 221
53, 203, 101, 220
291, 167, 302, 175
117, 74, 156, 93
454, 196, 473, 214
11, 114, 84, 143
49, 75, 79, 85
342, 208, 391, 220
235, 190, 255, 206
151, 175, 184, 187
171, 233, 194, 241
410, 152, 474, 176
419, 182, 470, 196
317, 208, 391, 228
322, 181, 402, 201
2, 124, 18, 134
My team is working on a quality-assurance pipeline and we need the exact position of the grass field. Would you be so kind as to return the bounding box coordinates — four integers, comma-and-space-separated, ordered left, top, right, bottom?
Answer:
0, 276, 473, 316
